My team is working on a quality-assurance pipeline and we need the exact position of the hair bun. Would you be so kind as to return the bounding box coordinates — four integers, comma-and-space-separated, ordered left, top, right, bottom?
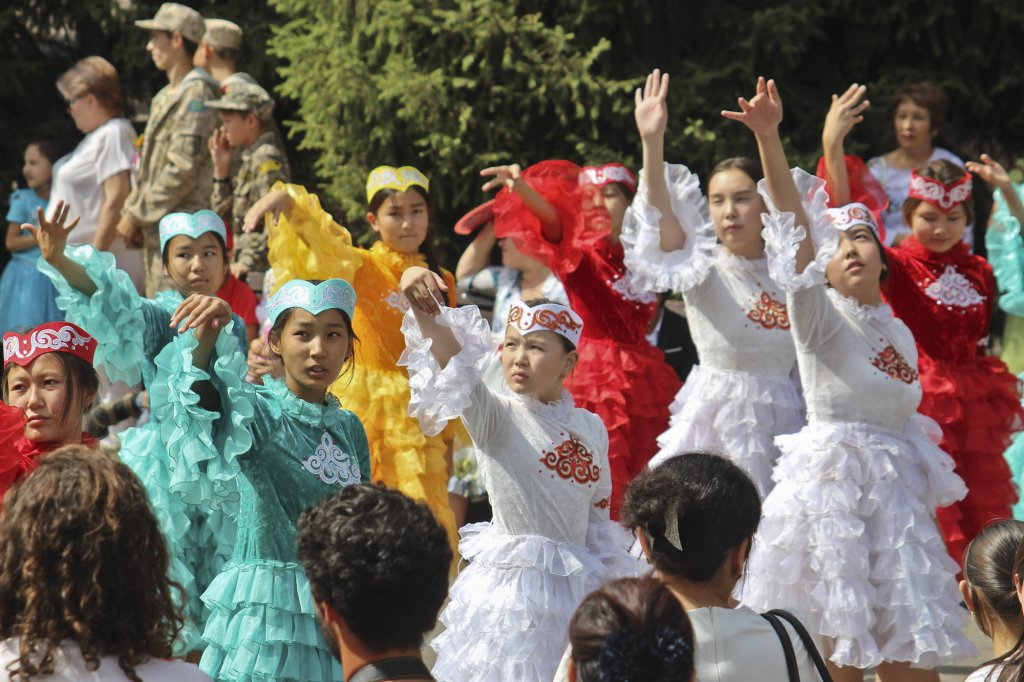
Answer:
596, 625, 693, 681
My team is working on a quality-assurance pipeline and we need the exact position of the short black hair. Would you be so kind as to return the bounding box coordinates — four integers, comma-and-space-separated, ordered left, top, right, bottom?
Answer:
297, 484, 451, 652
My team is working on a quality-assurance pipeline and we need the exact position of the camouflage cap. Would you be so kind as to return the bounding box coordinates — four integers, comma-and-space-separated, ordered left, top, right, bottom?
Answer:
206, 81, 275, 119
202, 18, 243, 50
135, 3, 205, 44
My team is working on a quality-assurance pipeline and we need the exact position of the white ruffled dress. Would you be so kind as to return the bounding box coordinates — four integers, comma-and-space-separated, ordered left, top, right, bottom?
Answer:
740, 171, 973, 669
399, 305, 637, 682
621, 163, 804, 496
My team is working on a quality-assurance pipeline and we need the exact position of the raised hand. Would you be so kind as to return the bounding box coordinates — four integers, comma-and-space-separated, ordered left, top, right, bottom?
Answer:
822, 84, 869, 149
480, 164, 523, 193
243, 189, 293, 234
209, 127, 233, 180
26, 201, 80, 263
400, 265, 449, 316
635, 69, 670, 140
169, 294, 233, 336
722, 77, 783, 136
966, 154, 1012, 192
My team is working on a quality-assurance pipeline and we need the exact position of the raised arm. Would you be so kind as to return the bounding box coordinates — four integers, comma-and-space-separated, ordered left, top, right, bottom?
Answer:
401, 266, 460, 367
456, 221, 498, 281
242, 188, 295, 236
635, 69, 686, 251
821, 84, 870, 208
28, 201, 97, 296
481, 164, 563, 243
723, 77, 814, 274
968, 154, 1024, 233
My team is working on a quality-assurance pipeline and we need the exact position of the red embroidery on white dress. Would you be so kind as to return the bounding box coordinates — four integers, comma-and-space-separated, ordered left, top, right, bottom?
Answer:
871, 345, 919, 384
746, 292, 790, 330
539, 435, 601, 484
593, 497, 610, 510
923, 265, 984, 307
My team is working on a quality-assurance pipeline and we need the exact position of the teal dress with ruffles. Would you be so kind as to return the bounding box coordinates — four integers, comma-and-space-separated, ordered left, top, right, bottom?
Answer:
37, 244, 246, 651
987, 183, 1024, 519
151, 326, 370, 682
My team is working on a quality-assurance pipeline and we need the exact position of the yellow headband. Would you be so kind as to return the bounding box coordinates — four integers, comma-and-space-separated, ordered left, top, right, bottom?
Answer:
365, 165, 430, 203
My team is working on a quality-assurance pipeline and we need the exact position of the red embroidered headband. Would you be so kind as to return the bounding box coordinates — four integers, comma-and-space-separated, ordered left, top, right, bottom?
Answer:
507, 301, 584, 347
907, 172, 972, 212
579, 163, 637, 194
3, 322, 97, 368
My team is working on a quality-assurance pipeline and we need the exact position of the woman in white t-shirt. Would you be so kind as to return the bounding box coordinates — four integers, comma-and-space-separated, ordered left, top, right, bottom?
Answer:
50, 56, 143, 291
0, 445, 209, 681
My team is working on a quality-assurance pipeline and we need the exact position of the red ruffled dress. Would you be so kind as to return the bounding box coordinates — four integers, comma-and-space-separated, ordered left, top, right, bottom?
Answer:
493, 160, 682, 515
883, 237, 1024, 563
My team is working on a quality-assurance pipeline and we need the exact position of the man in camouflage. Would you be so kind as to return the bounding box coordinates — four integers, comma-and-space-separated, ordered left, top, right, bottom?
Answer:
194, 18, 242, 84
207, 82, 289, 291
119, 2, 219, 296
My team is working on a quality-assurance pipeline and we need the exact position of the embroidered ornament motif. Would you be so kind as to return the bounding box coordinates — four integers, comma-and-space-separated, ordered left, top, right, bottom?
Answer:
593, 497, 610, 510
579, 163, 637, 193
3, 322, 97, 367
611, 271, 658, 305
365, 165, 430, 202
908, 172, 973, 212
159, 209, 227, 252
827, 202, 880, 236
267, 278, 357, 323
507, 300, 584, 347
383, 289, 411, 313
539, 435, 601, 484
924, 265, 984, 308
303, 431, 361, 486
871, 345, 919, 384
747, 292, 791, 330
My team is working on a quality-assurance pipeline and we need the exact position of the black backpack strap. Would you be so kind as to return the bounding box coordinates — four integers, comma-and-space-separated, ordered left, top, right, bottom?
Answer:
767, 609, 834, 682
761, 611, 800, 682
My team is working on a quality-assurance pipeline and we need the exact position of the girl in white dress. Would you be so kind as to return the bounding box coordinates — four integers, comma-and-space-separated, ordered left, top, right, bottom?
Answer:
398, 266, 635, 682
622, 69, 803, 496
726, 77, 972, 682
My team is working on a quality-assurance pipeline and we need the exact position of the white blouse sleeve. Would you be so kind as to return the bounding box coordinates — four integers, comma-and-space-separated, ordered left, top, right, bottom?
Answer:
621, 162, 717, 293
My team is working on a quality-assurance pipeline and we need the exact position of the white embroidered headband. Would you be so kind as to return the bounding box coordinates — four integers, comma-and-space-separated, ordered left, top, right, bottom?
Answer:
907, 172, 972, 213
267, 279, 357, 324
506, 301, 584, 348
826, 202, 880, 236
579, 163, 637, 193
159, 209, 228, 252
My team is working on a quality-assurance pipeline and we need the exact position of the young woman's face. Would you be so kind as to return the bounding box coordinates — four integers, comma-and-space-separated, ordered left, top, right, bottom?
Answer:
500, 326, 576, 402
893, 99, 936, 152
163, 232, 228, 296
366, 190, 429, 254
23, 145, 52, 190
5, 354, 90, 444
707, 168, 765, 259
909, 201, 967, 254
598, 184, 631, 242
270, 308, 351, 403
825, 226, 885, 300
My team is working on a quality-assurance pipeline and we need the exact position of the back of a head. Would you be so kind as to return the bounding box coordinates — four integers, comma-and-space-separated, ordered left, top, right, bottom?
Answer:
0, 445, 182, 678
297, 484, 452, 653
56, 55, 124, 117
569, 575, 695, 682
622, 452, 761, 581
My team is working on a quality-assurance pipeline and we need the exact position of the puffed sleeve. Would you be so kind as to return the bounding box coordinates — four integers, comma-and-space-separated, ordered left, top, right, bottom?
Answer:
986, 183, 1024, 316
620, 162, 717, 293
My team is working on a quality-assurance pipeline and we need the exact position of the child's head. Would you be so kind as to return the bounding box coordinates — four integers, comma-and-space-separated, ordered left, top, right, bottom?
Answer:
903, 160, 972, 253
580, 164, 636, 241
23, 141, 57, 191
267, 279, 358, 403
707, 157, 766, 258
824, 203, 889, 300
159, 210, 230, 296
501, 299, 581, 403
960, 520, 1024, 642
891, 82, 948, 151
207, 82, 275, 149
365, 166, 431, 255
2, 323, 99, 445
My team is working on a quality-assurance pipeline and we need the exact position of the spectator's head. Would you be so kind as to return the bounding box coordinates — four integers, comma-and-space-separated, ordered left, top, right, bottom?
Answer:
57, 56, 124, 131
622, 452, 760, 590
136, 3, 205, 73
706, 156, 767, 259
961, 520, 1024, 644
902, 159, 973, 253
20, 140, 57, 192
159, 210, 230, 297
207, 81, 275, 148
297, 484, 451, 665
569, 575, 695, 682
0, 445, 184, 679
195, 18, 242, 72
3, 322, 100, 446
891, 82, 948, 149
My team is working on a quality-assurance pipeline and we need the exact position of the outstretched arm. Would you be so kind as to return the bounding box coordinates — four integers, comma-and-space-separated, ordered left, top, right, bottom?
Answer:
401, 266, 460, 367
456, 221, 497, 281
635, 69, 686, 251
242, 188, 295, 235
968, 154, 1024, 233
28, 201, 97, 296
723, 77, 815, 274
481, 164, 563, 243
821, 84, 870, 208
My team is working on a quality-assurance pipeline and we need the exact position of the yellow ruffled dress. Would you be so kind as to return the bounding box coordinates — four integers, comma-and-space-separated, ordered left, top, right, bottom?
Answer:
267, 183, 460, 551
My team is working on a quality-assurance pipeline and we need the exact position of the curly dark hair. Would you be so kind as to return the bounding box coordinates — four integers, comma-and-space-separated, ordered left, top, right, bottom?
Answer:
0, 445, 184, 681
297, 483, 452, 652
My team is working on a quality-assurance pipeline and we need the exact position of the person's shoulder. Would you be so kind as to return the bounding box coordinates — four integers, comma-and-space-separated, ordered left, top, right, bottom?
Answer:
7, 187, 32, 205
133, 657, 212, 680
94, 117, 137, 141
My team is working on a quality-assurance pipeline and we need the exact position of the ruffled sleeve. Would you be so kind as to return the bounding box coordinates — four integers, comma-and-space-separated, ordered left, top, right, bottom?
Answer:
267, 182, 366, 294
151, 321, 255, 508
492, 160, 609, 278
397, 304, 495, 437
760, 168, 837, 292
986, 183, 1024, 315
621, 162, 717, 293
36, 245, 147, 385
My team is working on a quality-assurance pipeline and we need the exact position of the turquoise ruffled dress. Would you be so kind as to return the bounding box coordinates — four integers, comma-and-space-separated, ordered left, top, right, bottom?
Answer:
986, 182, 1024, 520
38, 245, 246, 651
152, 325, 370, 682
